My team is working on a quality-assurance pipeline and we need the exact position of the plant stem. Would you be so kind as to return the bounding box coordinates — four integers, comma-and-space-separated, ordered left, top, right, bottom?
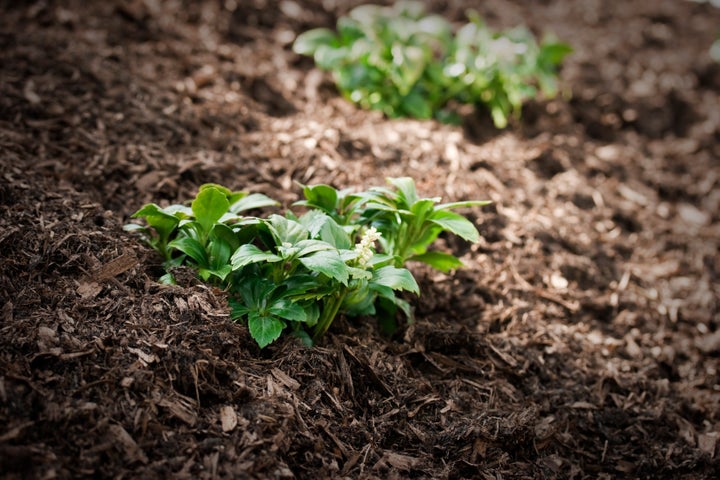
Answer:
312, 290, 347, 342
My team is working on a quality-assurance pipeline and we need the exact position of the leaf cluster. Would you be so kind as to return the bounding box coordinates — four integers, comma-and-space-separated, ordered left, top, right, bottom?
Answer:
126, 178, 489, 348
293, 1, 572, 127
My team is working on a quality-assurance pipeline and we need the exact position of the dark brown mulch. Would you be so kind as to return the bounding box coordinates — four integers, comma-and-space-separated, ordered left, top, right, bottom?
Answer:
1, 0, 719, 478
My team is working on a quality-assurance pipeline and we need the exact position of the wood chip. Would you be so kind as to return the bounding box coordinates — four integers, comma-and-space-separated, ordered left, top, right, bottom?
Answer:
109, 424, 148, 464
128, 347, 158, 365
375, 451, 421, 471
271, 368, 300, 391
698, 432, 718, 458
158, 397, 197, 427
91, 253, 138, 281
219, 405, 237, 432
76, 280, 103, 300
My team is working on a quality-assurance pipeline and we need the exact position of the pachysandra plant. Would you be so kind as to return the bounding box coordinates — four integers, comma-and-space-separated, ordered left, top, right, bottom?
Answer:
125, 178, 489, 348
292, 1, 572, 127
296, 177, 491, 271
124, 184, 278, 285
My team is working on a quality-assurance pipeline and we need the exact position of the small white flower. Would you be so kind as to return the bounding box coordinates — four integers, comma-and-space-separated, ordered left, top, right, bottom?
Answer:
354, 227, 381, 267
489, 37, 526, 62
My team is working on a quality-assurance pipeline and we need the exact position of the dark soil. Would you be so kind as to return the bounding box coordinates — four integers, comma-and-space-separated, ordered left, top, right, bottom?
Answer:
2, 0, 720, 478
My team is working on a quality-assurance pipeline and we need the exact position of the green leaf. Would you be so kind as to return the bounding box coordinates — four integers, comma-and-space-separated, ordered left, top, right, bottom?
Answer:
208, 237, 232, 270
342, 280, 376, 316
298, 184, 338, 214
712, 36, 720, 62
407, 224, 443, 256
265, 215, 309, 246
337, 16, 364, 42
418, 14, 452, 38
211, 223, 241, 252
298, 209, 330, 237
299, 210, 353, 249
299, 250, 349, 284
437, 200, 492, 210
192, 187, 230, 236
229, 298, 250, 319
229, 193, 278, 214
232, 279, 276, 310
349, 4, 384, 25
372, 266, 419, 294
315, 45, 350, 70
539, 41, 573, 66
409, 251, 464, 272
231, 244, 282, 269
410, 198, 438, 220
129, 203, 180, 252
268, 299, 308, 323
290, 329, 314, 347
248, 313, 285, 348
401, 90, 433, 119
293, 28, 337, 56
429, 210, 480, 243
390, 45, 427, 95
198, 265, 232, 282
198, 183, 232, 194
168, 237, 210, 267
123, 223, 148, 235
295, 239, 334, 257
387, 177, 419, 207
131, 203, 179, 223
282, 275, 331, 300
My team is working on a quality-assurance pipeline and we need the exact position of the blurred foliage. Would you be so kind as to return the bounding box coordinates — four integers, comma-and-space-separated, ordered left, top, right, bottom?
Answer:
293, 1, 571, 127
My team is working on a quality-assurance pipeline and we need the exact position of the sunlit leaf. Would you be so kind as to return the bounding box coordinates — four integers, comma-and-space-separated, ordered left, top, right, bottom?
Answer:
265, 214, 309, 246
229, 193, 278, 214
429, 210, 480, 243
293, 28, 337, 55
298, 184, 338, 214
299, 250, 349, 284
409, 251, 464, 272
192, 186, 230, 236
372, 266, 419, 294
168, 237, 209, 267
230, 244, 282, 270
387, 177, 419, 207
437, 200, 492, 210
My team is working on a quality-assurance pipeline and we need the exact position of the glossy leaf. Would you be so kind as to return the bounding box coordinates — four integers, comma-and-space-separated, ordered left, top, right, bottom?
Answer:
299, 250, 349, 284
265, 215, 309, 246
297, 184, 338, 214
429, 210, 480, 243
192, 187, 230, 236
268, 300, 308, 323
409, 251, 464, 272
248, 313, 285, 348
372, 266, 419, 294
229, 193, 278, 214
231, 244, 282, 269
169, 237, 209, 267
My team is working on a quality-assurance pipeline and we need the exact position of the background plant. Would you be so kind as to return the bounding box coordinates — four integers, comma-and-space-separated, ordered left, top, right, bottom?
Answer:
712, 32, 720, 61
293, 1, 571, 127
126, 179, 487, 348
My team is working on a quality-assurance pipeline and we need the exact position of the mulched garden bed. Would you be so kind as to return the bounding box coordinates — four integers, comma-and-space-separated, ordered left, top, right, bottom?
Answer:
1, 0, 719, 478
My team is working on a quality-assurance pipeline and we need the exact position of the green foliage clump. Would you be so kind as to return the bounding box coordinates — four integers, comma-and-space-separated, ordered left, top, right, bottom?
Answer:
293, 1, 571, 128
126, 178, 489, 348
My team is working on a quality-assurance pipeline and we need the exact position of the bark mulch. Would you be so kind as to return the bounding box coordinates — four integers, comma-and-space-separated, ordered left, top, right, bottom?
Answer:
1, 0, 719, 478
